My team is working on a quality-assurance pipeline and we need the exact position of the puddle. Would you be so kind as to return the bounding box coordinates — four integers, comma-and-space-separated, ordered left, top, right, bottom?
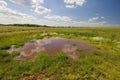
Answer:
9, 38, 96, 60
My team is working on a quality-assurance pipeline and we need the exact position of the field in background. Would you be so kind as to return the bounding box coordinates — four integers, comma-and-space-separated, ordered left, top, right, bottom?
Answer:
0, 26, 120, 80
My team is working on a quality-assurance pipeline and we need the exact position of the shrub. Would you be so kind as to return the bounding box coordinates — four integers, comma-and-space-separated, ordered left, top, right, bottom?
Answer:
11, 51, 20, 57
0, 50, 10, 57
93, 51, 102, 56
0, 69, 4, 79
56, 52, 68, 61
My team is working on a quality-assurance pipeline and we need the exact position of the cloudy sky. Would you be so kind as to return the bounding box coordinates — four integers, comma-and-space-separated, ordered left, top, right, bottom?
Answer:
0, 0, 120, 26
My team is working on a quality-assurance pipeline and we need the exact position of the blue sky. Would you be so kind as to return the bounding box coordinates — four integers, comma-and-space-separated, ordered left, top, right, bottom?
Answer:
0, 0, 120, 26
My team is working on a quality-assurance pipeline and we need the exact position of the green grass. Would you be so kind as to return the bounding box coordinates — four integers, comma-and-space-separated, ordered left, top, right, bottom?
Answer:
0, 26, 120, 80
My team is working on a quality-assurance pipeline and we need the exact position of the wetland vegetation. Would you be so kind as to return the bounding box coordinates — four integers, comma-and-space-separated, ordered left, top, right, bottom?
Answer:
0, 26, 120, 80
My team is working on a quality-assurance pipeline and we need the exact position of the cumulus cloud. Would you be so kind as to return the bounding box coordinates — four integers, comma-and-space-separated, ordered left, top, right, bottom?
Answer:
34, 6, 51, 14
10, 0, 51, 14
0, 0, 7, 7
88, 16, 105, 22
64, 0, 86, 8
88, 17, 99, 22
44, 15, 106, 26
37, 20, 106, 27
101, 16, 105, 19
44, 15, 71, 21
65, 5, 75, 8
0, 1, 107, 26
71, 21, 106, 27
10, 0, 44, 6
0, 1, 39, 24
10, 0, 35, 6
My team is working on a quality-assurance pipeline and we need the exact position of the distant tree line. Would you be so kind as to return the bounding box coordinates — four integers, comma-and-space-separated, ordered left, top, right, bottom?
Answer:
0, 24, 87, 28
0, 24, 49, 27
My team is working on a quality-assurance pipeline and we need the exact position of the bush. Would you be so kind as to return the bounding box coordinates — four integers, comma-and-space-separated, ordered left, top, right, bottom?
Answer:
0, 69, 4, 79
0, 50, 11, 63
11, 51, 20, 57
93, 51, 102, 56
0, 45, 10, 50
0, 50, 10, 57
56, 52, 68, 61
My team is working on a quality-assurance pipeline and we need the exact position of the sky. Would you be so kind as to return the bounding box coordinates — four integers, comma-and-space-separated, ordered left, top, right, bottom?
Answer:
0, 0, 120, 27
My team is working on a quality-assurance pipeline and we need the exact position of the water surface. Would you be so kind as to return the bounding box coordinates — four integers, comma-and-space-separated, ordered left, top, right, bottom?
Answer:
13, 38, 96, 60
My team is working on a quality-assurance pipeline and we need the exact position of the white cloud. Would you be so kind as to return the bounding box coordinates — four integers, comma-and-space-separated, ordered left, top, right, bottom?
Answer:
44, 15, 106, 26
10, 0, 51, 14
33, 0, 44, 4
10, 0, 44, 6
88, 16, 105, 22
0, 3, 33, 19
0, 13, 36, 24
0, 1, 107, 27
0, 1, 39, 24
0, 0, 7, 7
88, 17, 99, 22
10, 0, 34, 6
65, 5, 75, 8
71, 21, 106, 27
101, 16, 105, 19
64, 0, 86, 8
44, 15, 71, 21
36, 20, 106, 27
34, 6, 51, 14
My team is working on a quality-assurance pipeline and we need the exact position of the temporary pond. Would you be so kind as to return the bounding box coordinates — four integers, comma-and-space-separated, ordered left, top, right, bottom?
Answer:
9, 38, 96, 60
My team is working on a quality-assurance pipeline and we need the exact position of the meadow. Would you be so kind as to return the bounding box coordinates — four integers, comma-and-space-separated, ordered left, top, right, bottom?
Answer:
0, 26, 120, 80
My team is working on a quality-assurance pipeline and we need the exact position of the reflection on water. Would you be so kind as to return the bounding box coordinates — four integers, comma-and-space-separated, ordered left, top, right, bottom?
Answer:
10, 38, 96, 60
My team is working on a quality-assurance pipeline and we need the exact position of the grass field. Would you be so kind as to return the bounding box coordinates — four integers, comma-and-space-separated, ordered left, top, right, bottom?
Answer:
0, 26, 120, 80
